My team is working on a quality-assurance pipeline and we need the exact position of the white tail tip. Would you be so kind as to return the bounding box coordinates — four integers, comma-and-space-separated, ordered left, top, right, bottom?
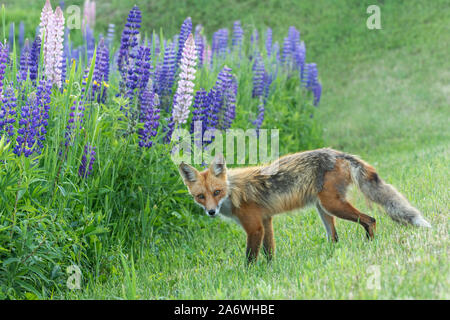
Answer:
413, 216, 431, 228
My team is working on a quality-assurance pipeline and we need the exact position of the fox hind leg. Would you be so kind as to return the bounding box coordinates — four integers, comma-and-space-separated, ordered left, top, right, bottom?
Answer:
316, 204, 339, 242
318, 194, 376, 239
262, 217, 275, 261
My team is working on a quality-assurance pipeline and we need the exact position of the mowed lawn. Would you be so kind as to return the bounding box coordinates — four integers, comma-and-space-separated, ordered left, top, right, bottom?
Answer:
66, 1, 449, 299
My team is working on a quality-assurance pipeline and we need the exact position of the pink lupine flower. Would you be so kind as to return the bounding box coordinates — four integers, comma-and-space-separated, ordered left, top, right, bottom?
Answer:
82, 0, 96, 33
172, 34, 197, 125
40, 0, 53, 66
45, 7, 65, 88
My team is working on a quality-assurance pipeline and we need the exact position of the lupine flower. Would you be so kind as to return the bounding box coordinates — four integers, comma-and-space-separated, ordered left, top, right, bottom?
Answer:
65, 99, 85, 146
18, 39, 31, 82
265, 28, 272, 57
176, 17, 192, 69
156, 41, 176, 101
139, 84, 160, 148
40, 0, 53, 52
172, 34, 196, 125
82, 0, 96, 32
8, 23, 15, 51
194, 25, 205, 68
212, 28, 228, 62
130, 45, 152, 99
106, 23, 115, 47
304, 63, 322, 106
84, 24, 95, 61
232, 21, 243, 50
251, 29, 259, 46
0, 86, 17, 142
252, 54, 266, 98
14, 79, 52, 157
19, 22, 25, 50
118, 5, 142, 87
93, 38, 110, 102
0, 42, 8, 98
29, 36, 41, 83
190, 88, 208, 135
79, 143, 96, 178
207, 66, 236, 132
273, 41, 280, 63
44, 6, 65, 88
253, 103, 265, 132
205, 44, 212, 68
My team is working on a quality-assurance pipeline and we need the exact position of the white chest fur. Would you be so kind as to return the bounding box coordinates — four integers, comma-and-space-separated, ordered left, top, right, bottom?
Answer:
218, 196, 241, 225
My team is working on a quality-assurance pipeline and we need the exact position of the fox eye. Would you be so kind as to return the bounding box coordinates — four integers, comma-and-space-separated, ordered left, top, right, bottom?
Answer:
197, 194, 205, 200
213, 190, 221, 196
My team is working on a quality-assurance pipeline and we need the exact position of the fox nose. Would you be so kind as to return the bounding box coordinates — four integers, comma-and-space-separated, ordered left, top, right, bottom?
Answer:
207, 209, 216, 216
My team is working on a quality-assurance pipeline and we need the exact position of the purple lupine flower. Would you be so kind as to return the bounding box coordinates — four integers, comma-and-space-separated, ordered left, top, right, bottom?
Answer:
106, 23, 115, 47
172, 34, 196, 125
190, 88, 208, 135
8, 23, 15, 51
212, 28, 229, 63
64, 98, 85, 146
93, 38, 110, 102
84, 24, 96, 62
14, 102, 36, 157
312, 82, 322, 106
0, 86, 17, 142
152, 33, 160, 57
19, 39, 31, 82
265, 28, 272, 57
194, 25, 205, 68
281, 36, 290, 64
176, 17, 192, 69
34, 78, 52, 152
124, 45, 151, 104
304, 63, 318, 90
294, 41, 306, 79
139, 85, 160, 148
19, 22, 25, 50
252, 103, 265, 132
273, 41, 280, 63
14, 79, 51, 157
29, 36, 41, 83
118, 6, 142, 89
79, 144, 96, 178
251, 29, 259, 46
252, 54, 266, 98
208, 66, 236, 131
304, 63, 322, 106
232, 21, 243, 50
0, 42, 8, 98
156, 41, 176, 101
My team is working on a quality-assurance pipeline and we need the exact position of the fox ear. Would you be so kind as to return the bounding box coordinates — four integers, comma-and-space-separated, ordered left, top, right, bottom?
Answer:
179, 162, 199, 183
210, 153, 226, 177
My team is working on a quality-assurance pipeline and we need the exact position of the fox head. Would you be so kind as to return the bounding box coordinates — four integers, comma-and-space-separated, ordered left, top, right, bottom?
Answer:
178, 154, 228, 217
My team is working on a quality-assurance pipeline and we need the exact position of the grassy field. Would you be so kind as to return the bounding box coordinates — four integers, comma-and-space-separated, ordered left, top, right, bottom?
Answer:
3, 0, 449, 299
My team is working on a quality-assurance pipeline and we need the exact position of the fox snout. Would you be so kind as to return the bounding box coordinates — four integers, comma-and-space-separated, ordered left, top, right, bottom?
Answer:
207, 209, 217, 216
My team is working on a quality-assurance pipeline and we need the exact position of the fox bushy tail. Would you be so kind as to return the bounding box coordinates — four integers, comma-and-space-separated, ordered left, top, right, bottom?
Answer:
343, 154, 431, 227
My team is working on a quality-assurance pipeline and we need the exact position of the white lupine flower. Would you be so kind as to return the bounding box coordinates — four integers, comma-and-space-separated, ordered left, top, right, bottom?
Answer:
43, 6, 65, 88
172, 34, 197, 125
39, 0, 53, 69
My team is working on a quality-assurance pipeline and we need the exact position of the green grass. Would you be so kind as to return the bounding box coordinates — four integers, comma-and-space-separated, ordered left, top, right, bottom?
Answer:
4, 0, 449, 299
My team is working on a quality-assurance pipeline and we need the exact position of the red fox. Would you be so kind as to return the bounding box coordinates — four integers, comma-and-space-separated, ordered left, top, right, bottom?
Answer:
178, 148, 431, 263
